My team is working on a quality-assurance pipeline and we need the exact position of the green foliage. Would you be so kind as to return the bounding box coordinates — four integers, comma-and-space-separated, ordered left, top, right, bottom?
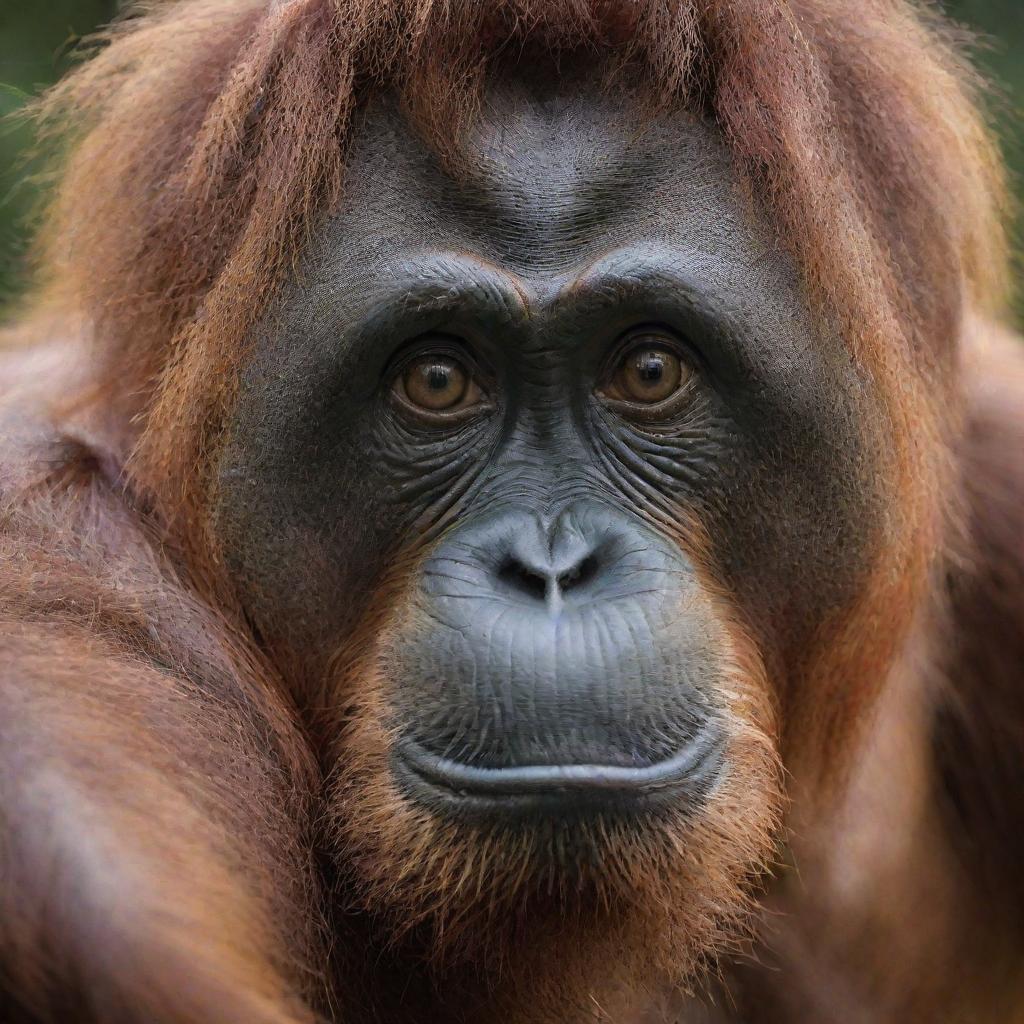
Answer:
0, 1, 118, 308
0, 2, 1020, 315
946, 0, 1024, 318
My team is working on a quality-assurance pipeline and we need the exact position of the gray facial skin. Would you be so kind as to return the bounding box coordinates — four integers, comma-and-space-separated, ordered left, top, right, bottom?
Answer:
213, 70, 886, 816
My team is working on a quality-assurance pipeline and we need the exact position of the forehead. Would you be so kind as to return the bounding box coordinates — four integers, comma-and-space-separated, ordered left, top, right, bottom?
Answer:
270, 73, 838, 399
303, 74, 796, 297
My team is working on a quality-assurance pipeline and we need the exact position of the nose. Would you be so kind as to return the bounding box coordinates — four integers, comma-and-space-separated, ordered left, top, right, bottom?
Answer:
494, 508, 604, 611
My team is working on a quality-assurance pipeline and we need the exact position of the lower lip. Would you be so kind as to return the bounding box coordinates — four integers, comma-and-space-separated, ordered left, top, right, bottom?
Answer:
394, 728, 724, 810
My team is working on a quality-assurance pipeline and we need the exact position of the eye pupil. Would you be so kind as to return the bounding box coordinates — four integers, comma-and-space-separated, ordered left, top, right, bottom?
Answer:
426, 365, 450, 390
637, 354, 665, 382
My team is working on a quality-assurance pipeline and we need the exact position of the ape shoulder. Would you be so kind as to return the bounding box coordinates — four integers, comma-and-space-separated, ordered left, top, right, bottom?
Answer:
0, 355, 286, 744
937, 321, 1024, 924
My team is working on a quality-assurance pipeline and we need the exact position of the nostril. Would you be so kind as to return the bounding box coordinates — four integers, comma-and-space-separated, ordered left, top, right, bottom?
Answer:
497, 559, 550, 602
556, 554, 599, 593
497, 552, 601, 604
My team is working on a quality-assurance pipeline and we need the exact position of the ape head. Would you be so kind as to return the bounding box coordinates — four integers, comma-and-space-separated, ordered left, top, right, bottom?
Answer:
216, 80, 796, 973
33, 0, 1007, 1006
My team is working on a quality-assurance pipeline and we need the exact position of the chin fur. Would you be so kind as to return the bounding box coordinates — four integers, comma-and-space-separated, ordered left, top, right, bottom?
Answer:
324, 607, 783, 1009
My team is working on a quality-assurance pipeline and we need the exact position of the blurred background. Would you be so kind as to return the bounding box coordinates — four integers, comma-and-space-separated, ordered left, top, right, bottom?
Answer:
1, 1, 1021, 317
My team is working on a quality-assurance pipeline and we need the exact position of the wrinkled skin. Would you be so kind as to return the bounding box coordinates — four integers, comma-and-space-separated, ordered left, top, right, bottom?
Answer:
216, 75, 885, 811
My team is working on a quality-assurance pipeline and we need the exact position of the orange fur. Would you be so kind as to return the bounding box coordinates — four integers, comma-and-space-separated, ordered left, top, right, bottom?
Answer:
1, 2, 1021, 1022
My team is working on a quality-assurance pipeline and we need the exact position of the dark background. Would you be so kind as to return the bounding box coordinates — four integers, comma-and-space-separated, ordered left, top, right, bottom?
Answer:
1, 2, 1021, 316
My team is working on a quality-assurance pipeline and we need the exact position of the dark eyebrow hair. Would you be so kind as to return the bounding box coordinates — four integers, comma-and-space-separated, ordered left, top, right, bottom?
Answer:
561, 244, 751, 333
548, 242, 818, 384
561, 245, 749, 319
335, 252, 531, 361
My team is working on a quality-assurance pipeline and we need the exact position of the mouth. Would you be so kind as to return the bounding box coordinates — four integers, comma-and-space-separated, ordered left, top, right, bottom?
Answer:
393, 727, 725, 817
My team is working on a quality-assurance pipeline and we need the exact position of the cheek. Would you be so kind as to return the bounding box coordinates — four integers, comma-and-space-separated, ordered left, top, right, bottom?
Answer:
708, 379, 893, 670
710, 450, 883, 658
705, 380, 926, 779
211, 443, 397, 681
210, 404, 496, 672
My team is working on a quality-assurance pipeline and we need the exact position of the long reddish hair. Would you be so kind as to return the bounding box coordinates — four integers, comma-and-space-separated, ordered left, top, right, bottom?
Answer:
15, 0, 1005, 506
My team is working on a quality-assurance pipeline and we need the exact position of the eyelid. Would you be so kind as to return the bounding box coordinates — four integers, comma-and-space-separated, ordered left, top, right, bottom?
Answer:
385, 334, 491, 385
599, 379, 695, 421
598, 326, 693, 386
603, 323, 686, 360
391, 377, 488, 425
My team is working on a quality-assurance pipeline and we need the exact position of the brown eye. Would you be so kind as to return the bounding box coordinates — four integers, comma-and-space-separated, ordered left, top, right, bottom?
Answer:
393, 350, 489, 422
401, 355, 469, 411
607, 341, 687, 404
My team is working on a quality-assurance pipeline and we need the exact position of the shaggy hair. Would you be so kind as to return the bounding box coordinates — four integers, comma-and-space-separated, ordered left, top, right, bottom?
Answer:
20, 0, 1006, 509
2, 2, 1017, 1020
